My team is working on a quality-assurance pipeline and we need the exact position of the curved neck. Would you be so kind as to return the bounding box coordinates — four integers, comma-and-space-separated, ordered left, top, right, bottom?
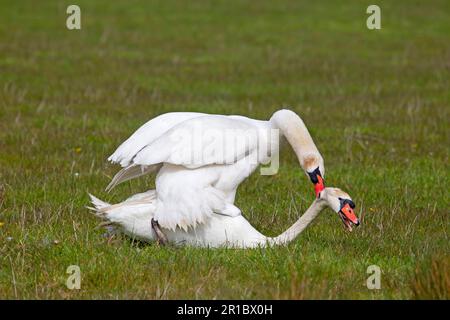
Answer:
266, 198, 327, 246
270, 109, 321, 171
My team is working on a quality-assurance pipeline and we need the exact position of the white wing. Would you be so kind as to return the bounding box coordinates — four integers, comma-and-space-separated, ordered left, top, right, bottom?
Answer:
131, 115, 259, 167
108, 112, 206, 167
107, 113, 263, 191
106, 112, 206, 191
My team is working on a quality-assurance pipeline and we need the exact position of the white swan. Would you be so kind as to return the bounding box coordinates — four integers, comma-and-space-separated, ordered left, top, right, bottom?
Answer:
89, 187, 359, 248
105, 109, 326, 239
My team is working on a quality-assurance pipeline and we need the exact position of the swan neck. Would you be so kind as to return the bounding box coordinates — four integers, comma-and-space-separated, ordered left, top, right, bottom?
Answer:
270, 109, 320, 170
268, 198, 326, 246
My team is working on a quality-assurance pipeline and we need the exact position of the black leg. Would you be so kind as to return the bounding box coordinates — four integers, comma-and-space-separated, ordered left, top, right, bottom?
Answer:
151, 218, 168, 245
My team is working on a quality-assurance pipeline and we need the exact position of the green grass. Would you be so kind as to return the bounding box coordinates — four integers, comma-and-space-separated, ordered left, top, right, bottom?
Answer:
0, 0, 449, 299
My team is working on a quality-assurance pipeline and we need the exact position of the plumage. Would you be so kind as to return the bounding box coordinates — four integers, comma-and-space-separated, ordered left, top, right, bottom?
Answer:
105, 109, 324, 231
89, 188, 354, 248
108, 112, 205, 167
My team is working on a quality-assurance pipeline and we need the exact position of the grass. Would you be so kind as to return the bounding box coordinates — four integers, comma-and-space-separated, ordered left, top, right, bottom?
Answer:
0, 0, 449, 299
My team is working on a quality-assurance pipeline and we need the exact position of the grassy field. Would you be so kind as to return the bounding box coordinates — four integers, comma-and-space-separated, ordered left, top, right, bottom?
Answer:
0, 0, 449, 299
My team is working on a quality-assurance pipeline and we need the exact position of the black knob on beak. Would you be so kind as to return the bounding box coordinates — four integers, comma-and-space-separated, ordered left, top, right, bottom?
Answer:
307, 167, 321, 184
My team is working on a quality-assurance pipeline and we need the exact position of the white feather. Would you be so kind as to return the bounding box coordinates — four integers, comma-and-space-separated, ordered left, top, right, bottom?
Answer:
88, 188, 350, 248
105, 110, 324, 231
108, 112, 205, 167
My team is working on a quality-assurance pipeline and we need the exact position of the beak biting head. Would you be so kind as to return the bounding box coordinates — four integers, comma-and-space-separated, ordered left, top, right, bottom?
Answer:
314, 175, 325, 198
308, 167, 325, 198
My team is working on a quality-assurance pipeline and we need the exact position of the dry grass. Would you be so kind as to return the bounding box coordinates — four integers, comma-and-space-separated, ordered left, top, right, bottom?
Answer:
411, 255, 450, 300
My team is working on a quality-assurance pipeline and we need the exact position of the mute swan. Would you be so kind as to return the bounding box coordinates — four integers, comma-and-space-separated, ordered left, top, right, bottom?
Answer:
105, 109, 326, 242
89, 187, 359, 248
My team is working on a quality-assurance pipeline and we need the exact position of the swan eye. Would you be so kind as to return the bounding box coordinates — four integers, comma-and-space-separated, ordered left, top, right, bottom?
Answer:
339, 198, 355, 209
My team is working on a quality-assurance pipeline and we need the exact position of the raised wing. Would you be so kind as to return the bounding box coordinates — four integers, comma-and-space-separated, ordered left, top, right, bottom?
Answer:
108, 112, 205, 167
131, 115, 259, 168
107, 114, 262, 191
106, 112, 205, 191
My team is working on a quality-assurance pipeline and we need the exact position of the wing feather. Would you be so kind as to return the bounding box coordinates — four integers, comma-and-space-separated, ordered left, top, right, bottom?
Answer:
132, 115, 259, 168
107, 113, 264, 190
105, 164, 162, 192
108, 112, 205, 167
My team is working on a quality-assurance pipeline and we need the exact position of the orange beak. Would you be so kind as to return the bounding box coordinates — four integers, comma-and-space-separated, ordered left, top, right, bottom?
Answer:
314, 175, 325, 198
341, 204, 359, 224
339, 203, 360, 231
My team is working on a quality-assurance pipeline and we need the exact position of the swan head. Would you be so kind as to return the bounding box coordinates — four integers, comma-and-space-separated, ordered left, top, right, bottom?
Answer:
270, 109, 326, 198
319, 187, 359, 232
303, 155, 325, 198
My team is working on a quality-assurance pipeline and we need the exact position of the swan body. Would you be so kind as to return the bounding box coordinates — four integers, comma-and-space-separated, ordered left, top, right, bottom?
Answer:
105, 110, 325, 231
89, 188, 354, 248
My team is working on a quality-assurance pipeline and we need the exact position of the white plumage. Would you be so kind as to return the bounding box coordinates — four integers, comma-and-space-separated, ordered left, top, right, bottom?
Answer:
89, 188, 354, 248
105, 109, 325, 232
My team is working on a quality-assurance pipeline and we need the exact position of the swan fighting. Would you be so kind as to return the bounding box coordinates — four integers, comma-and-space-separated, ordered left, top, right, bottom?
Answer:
89, 109, 359, 248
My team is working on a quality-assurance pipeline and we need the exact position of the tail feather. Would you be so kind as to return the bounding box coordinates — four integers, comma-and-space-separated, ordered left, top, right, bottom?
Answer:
88, 193, 110, 210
